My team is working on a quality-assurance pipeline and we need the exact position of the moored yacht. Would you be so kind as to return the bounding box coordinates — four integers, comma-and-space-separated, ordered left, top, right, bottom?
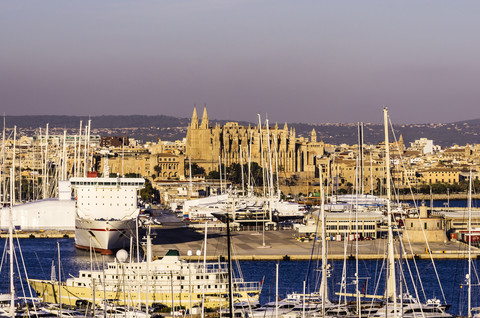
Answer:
29, 246, 261, 310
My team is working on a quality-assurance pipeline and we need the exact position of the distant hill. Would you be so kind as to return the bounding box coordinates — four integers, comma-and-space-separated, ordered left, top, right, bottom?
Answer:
4, 115, 189, 129
3, 115, 480, 147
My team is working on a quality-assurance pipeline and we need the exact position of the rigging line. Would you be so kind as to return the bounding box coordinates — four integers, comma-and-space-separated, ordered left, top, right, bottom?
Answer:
338, 214, 349, 305
397, 228, 424, 306
368, 256, 386, 310
388, 115, 447, 304
399, 209, 428, 302
0, 238, 7, 273
304, 201, 321, 290
387, 117, 418, 207
12, 243, 30, 311
15, 233, 38, 305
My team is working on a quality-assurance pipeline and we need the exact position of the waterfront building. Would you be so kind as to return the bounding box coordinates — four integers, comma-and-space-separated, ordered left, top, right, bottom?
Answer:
404, 203, 447, 242
419, 168, 460, 184
296, 210, 382, 240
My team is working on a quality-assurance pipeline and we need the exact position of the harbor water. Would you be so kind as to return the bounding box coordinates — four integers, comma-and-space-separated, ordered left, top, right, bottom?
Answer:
404, 198, 480, 208
1, 237, 479, 316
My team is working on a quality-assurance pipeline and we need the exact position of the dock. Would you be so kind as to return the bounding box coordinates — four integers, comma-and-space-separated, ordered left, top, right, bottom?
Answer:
151, 210, 480, 261
0, 230, 74, 239
2, 209, 478, 261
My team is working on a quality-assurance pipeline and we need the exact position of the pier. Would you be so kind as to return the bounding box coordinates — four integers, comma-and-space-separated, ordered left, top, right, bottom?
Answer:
3, 209, 478, 260
151, 210, 480, 261
0, 230, 74, 239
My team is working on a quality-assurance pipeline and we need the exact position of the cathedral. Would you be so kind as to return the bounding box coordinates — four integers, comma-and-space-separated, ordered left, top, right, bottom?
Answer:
185, 107, 326, 179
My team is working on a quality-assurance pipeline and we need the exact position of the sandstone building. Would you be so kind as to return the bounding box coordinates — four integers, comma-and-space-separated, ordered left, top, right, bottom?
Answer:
185, 107, 326, 180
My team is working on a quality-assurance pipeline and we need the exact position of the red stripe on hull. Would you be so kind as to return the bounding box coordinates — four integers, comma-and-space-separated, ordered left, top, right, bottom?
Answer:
75, 244, 113, 255
75, 227, 125, 232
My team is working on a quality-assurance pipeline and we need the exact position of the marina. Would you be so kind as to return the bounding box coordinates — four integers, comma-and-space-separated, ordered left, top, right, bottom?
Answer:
3, 0, 480, 315
3, 208, 479, 260
1, 111, 480, 317
0, 237, 479, 316
2, 208, 480, 260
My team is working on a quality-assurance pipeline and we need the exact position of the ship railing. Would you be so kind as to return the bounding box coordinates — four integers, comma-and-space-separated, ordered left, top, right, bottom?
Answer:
193, 264, 228, 274
233, 281, 261, 291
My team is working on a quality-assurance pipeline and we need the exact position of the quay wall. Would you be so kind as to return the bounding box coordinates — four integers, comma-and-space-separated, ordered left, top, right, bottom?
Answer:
182, 252, 480, 261
0, 230, 74, 239
392, 193, 480, 201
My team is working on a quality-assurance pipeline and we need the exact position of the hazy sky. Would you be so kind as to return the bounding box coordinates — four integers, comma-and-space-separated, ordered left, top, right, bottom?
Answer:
1, 1, 480, 124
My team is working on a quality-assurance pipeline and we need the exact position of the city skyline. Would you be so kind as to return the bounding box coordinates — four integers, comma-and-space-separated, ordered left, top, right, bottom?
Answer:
2, 1, 480, 124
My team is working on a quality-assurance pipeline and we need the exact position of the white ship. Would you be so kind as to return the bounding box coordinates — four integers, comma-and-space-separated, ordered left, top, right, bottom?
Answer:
71, 174, 145, 255
29, 246, 262, 310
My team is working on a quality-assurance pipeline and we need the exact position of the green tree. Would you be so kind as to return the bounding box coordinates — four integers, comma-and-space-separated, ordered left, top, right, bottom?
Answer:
140, 179, 156, 203
125, 172, 141, 178
187, 163, 205, 176
153, 165, 161, 175
207, 170, 220, 179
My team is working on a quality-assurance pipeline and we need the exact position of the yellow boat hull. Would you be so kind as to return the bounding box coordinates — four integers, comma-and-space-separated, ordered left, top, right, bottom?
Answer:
29, 279, 260, 309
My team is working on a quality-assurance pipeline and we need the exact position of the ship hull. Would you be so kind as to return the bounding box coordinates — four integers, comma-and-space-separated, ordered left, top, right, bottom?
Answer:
75, 217, 137, 255
28, 279, 260, 310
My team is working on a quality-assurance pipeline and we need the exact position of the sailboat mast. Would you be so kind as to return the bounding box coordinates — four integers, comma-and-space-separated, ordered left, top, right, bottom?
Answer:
44, 124, 49, 198
219, 155, 223, 194
240, 146, 245, 196
62, 130, 67, 181
226, 216, 234, 318
248, 130, 252, 197
468, 170, 472, 318
357, 122, 364, 195
266, 119, 274, 221
85, 119, 91, 174
82, 124, 88, 177
258, 114, 266, 198
58, 242, 62, 316
274, 134, 280, 199
384, 107, 397, 311
12, 126, 16, 204
77, 121, 82, 178
319, 163, 328, 309
354, 155, 360, 316
189, 157, 193, 197
1, 117, 4, 206
9, 168, 15, 316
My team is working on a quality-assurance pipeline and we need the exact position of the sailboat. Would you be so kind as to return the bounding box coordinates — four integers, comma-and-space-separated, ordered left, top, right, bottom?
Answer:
0, 169, 16, 318
0, 169, 50, 317
369, 107, 452, 318
280, 165, 355, 318
466, 170, 480, 318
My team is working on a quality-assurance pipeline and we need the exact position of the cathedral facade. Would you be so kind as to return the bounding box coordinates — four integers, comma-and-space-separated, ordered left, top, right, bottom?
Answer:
185, 107, 326, 179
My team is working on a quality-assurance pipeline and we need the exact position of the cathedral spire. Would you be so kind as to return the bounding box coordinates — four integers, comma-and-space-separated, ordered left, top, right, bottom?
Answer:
284, 122, 288, 131
191, 106, 199, 129
201, 105, 209, 129
311, 128, 317, 142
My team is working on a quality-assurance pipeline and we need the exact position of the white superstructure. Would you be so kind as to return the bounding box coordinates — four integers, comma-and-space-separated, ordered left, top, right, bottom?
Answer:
70, 176, 144, 254
0, 181, 75, 231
